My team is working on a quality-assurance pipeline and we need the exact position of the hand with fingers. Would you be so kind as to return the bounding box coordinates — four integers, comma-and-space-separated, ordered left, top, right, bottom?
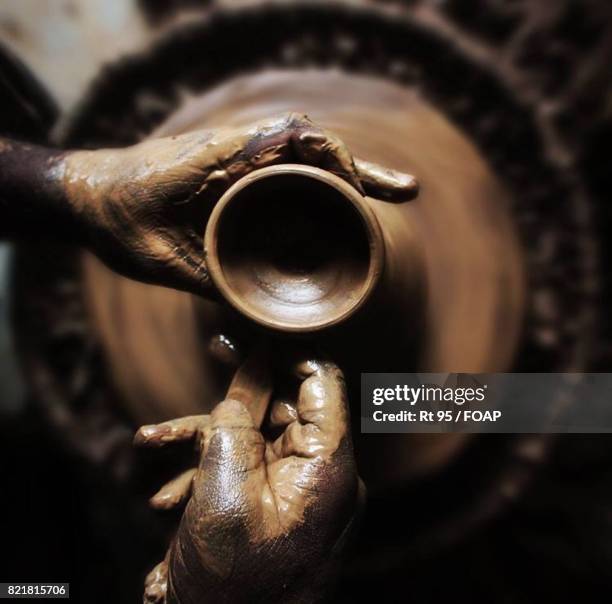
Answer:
55, 113, 417, 294
135, 355, 364, 604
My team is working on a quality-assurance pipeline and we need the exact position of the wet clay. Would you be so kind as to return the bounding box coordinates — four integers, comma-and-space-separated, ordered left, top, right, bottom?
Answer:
205, 164, 385, 332
83, 69, 524, 488
137, 356, 361, 604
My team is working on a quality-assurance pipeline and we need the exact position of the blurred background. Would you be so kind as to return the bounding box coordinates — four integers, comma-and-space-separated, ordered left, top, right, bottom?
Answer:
1, 1, 611, 602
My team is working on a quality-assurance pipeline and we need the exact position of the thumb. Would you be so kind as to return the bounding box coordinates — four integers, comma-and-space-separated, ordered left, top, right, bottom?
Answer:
170, 400, 267, 592
354, 157, 419, 202
194, 399, 266, 514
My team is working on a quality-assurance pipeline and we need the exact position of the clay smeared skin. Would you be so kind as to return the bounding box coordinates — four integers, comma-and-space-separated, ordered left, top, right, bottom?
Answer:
144, 559, 169, 604
55, 113, 416, 295
136, 358, 363, 604
0, 114, 415, 295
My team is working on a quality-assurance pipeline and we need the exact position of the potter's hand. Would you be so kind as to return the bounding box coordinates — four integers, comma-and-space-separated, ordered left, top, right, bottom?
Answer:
53, 113, 417, 295
135, 356, 363, 604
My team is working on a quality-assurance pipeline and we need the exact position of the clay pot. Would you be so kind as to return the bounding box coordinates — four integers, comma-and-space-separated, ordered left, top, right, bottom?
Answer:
78, 69, 524, 488
204, 164, 386, 333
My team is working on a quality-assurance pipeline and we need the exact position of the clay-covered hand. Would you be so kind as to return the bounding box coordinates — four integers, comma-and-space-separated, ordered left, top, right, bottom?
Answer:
57, 113, 418, 295
135, 357, 363, 604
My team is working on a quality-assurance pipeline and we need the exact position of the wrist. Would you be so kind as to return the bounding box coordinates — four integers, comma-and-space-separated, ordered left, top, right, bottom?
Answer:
57, 149, 105, 238
60, 146, 137, 236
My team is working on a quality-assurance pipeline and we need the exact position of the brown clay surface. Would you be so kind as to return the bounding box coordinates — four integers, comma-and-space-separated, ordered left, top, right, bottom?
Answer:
205, 164, 384, 332
82, 69, 524, 487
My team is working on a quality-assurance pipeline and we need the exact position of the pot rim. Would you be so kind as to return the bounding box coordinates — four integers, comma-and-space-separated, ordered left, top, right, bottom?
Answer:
204, 163, 385, 333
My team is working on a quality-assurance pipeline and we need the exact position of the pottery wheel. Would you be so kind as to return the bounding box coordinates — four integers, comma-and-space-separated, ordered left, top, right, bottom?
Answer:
9, 5, 604, 600
78, 69, 523, 486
